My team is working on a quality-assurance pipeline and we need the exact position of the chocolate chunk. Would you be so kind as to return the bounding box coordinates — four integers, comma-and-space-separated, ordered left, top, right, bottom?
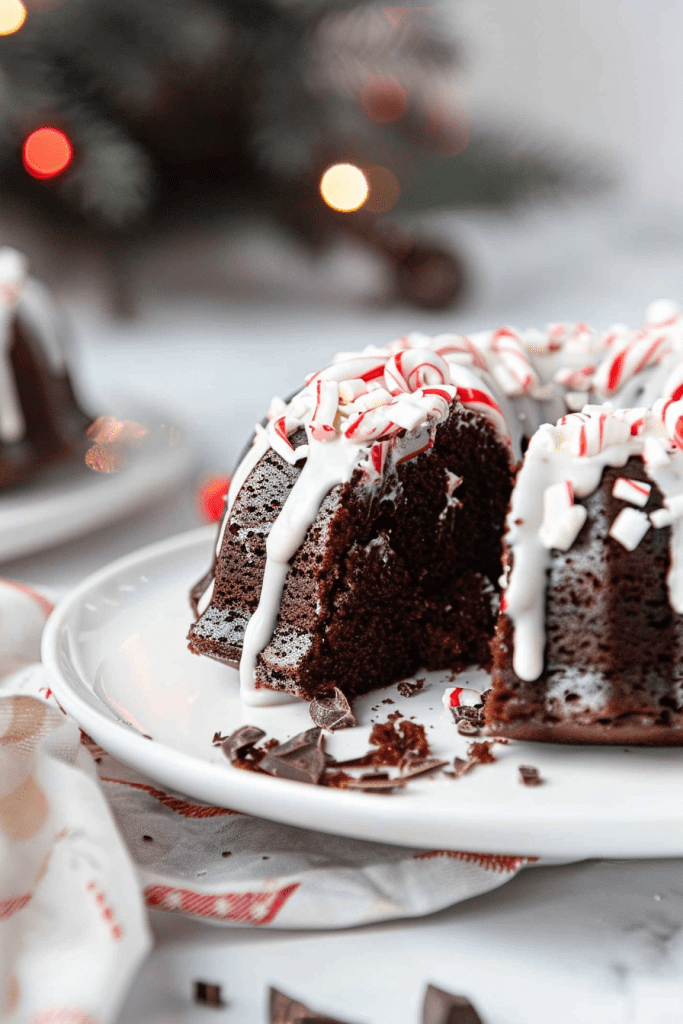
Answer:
519, 764, 544, 786
400, 757, 448, 779
259, 728, 326, 784
327, 752, 375, 769
422, 984, 484, 1024
453, 756, 474, 778
193, 981, 225, 1008
342, 772, 406, 792
456, 720, 480, 737
221, 725, 266, 763
309, 688, 357, 731
270, 987, 353, 1023
397, 679, 426, 697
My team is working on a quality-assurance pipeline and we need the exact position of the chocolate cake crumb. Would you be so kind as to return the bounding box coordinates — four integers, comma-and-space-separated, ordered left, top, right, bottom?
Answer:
387, 710, 403, 722
468, 741, 496, 765
519, 764, 544, 786
368, 718, 430, 766
221, 725, 266, 763
397, 679, 426, 698
309, 688, 357, 731
193, 981, 225, 1008
212, 731, 230, 746
423, 984, 484, 1024
259, 728, 325, 784
322, 770, 354, 788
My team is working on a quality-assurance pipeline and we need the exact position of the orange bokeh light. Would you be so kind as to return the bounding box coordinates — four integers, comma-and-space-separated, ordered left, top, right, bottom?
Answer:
22, 127, 73, 179
0, 0, 26, 34
320, 164, 369, 213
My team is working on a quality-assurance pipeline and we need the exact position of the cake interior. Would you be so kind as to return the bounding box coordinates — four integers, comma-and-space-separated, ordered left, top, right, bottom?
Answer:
189, 405, 514, 701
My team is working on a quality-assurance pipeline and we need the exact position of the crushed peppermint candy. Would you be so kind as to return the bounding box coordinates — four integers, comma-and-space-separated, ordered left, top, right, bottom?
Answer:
651, 507, 674, 529
609, 507, 651, 551
612, 477, 652, 508
442, 686, 483, 711
539, 481, 587, 552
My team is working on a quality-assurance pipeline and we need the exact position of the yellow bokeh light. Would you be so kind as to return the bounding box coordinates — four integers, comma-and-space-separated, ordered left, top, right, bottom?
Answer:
0, 0, 26, 35
320, 164, 369, 213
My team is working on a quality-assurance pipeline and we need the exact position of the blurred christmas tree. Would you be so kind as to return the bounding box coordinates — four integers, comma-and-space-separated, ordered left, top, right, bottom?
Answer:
0, 0, 604, 309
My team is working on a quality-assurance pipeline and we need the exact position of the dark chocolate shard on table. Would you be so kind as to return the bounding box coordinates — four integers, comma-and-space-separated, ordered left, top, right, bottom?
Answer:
193, 980, 225, 1008
422, 985, 484, 1024
270, 987, 354, 1024
518, 764, 544, 786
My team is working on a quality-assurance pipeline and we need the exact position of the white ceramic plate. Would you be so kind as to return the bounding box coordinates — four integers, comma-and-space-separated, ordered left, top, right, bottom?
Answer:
0, 400, 194, 561
41, 527, 683, 858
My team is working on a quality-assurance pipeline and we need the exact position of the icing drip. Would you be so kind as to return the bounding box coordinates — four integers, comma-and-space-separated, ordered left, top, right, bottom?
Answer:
239, 428, 361, 705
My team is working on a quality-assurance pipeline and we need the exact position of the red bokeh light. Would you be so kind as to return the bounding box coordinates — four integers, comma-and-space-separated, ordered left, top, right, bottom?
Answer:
197, 475, 232, 523
361, 76, 408, 124
22, 127, 73, 179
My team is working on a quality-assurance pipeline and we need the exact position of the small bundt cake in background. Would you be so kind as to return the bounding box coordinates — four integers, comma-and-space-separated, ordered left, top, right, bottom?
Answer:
0, 247, 91, 488
486, 398, 683, 746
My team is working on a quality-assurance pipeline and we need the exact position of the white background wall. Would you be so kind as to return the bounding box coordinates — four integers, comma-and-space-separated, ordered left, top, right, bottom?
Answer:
454, 0, 683, 206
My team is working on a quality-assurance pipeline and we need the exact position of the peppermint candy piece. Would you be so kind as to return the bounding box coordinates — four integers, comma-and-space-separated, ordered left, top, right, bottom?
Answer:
539, 481, 587, 552
442, 686, 483, 711
384, 348, 451, 395
609, 507, 651, 551
308, 379, 339, 441
612, 477, 652, 508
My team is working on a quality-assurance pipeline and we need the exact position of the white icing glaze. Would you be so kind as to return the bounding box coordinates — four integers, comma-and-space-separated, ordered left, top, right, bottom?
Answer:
239, 425, 361, 705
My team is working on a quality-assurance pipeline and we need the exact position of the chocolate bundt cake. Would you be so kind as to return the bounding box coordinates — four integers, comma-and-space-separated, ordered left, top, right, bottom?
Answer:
0, 247, 90, 488
190, 300, 683, 720
486, 401, 683, 745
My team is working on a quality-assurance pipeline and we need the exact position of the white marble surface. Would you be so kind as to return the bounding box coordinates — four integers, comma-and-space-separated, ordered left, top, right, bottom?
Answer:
8, 199, 683, 1022
119, 859, 683, 1024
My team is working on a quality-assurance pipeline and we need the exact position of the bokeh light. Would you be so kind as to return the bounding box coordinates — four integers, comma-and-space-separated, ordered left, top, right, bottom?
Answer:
0, 0, 26, 35
320, 164, 369, 213
22, 127, 73, 179
361, 77, 408, 124
85, 442, 128, 474
364, 165, 401, 213
197, 475, 232, 523
87, 416, 148, 445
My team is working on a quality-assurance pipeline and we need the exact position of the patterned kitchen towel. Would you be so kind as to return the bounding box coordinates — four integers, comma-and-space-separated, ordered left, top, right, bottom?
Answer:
1, 577, 537, 1022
